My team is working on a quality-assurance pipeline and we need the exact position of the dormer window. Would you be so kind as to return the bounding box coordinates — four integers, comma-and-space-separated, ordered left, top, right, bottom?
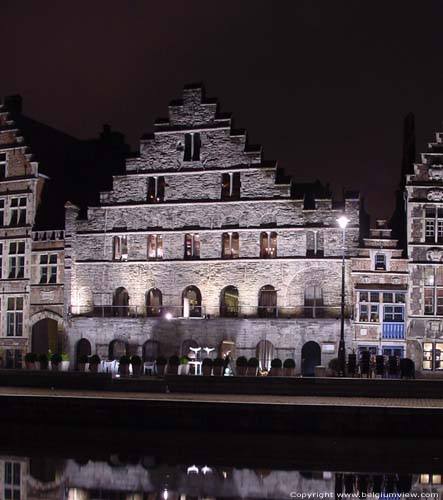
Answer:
147, 176, 165, 203
221, 173, 241, 200
0, 153, 6, 179
375, 253, 386, 271
184, 133, 201, 162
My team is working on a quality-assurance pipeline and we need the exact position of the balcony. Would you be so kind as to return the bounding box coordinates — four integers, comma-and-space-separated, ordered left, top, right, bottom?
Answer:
382, 323, 405, 339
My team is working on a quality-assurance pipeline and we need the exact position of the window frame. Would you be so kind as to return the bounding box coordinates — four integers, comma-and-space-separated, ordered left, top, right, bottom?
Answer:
9, 197, 27, 226
424, 206, 443, 243
184, 233, 200, 259
424, 267, 443, 316
6, 297, 23, 337
8, 241, 25, 279
260, 231, 278, 258
221, 232, 239, 259
112, 235, 128, 261
147, 234, 163, 260
39, 253, 58, 284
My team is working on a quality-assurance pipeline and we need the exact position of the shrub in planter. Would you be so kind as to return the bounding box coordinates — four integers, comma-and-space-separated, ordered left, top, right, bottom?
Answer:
283, 358, 296, 377
51, 353, 62, 372
236, 356, 248, 376
156, 356, 167, 376
247, 357, 259, 377
89, 354, 100, 373
38, 353, 48, 370
212, 357, 224, 376
178, 356, 190, 375
25, 352, 37, 370
328, 357, 339, 377
77, 354, 88, 372
269, 358, 282, 376
202, 357, 213, 376
119, 355, 130, 376
167, 355, 180, 375
131, 355, 142, 377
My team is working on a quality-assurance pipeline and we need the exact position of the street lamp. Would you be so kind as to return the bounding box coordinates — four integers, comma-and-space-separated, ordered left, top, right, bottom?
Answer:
337, 215, 350, 377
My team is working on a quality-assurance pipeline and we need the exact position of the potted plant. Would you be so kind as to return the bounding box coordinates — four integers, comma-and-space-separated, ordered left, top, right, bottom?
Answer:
247, 357, 259, 376
236, 356, 248, 376
24, 352, 37, 370
89, 354, 100, 373
51, 353, 62, 372
155, 356, 167, 376
167, 355, 180, 375
131, 355, 142, 377
269, 358, 282, 376
202, 357, 213, 376
119, 355, 130, 376
178, 356, 190, 375
212, 357, 224, 376
328, 358, 339, 377
61, 353, 70, 372
77, 354, 88, 372
38, 353, 48, 370
283, 358, 296, 377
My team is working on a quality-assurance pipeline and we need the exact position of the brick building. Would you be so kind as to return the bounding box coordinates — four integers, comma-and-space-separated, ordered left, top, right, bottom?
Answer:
65, 85, 360, 374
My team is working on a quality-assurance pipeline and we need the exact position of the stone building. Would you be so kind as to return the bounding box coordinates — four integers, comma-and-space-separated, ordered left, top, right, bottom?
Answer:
0, 103, 65, 367
351, 220, 408, 358
406, 129, 443, 373
65, 84, 360, 374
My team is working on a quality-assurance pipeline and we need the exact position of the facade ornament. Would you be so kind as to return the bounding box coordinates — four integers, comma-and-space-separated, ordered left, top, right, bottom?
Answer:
429, 166, 443, 181
427, 189, 443, 201
427, 248, 443, 262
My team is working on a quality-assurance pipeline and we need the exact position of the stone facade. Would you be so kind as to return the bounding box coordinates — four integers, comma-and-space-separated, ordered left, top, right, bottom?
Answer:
65, 85, 360, 374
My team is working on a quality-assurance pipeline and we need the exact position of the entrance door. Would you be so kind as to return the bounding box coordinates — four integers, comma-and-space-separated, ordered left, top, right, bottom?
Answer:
301, 341, 321, 376
32, 319, 59, 354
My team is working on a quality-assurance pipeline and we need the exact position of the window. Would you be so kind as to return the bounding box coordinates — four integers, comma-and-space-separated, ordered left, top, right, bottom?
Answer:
383, 305, 404, 322
146, 288, 162, 317
258, 285, 277, 318
0, 199, 5, 226
7, 297, 23, 337
358, 291, 379, 322
39, 254, 57, 283
184, 233, 200, 259
182, 286, 202, 317
260, 231, 277, 258
112, 287, 129, 317
0, 243, 2, 279
256, 340, 275, 371
306, 231, 324, 257
4, 462, 20, 500
375, 253, 386, 270
148, 235, 163, 260
425, 206, 443, 243
221, 173, 241, 200
5, 349, 22, 369
220, 286, 239, 317
112, 236, 128, 261
222, 232, 239, 259
0, 153, 6, 179
424, 267, 443, 315
304, 286, 324, 318
147, 176, 165, 203
184, 133, 201, 161
8, 242, 25, 278
423, 342, 443, 371
9, 197, 26, 226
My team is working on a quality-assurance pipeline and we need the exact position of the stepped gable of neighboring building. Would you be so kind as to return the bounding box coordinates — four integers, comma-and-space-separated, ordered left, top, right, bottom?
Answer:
406, 127, 443, 373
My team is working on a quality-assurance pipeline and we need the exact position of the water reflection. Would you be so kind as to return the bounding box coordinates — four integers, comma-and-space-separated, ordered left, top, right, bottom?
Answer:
1, 454, 443, 499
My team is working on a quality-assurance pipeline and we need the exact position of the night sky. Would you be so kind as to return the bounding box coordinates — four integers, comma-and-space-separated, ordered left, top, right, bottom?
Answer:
2, 1, 443, 221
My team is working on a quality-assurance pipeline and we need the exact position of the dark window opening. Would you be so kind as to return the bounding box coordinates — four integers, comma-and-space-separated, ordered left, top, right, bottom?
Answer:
147, 176, 165, 203
184, 133, 201, 162
221, 172, 241, 200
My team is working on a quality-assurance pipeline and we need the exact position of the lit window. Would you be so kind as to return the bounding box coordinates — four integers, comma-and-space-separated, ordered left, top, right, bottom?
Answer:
375, 253, 386, 270
8, 242, 25, 278
184, 233, 200, 259
4, 461, 20, 499
222, 232, 239, 259
40, 254, 57, 283
7, 297, 23, 337
9, 197, 26, 226
112, 236, 128, 261
424, 267, 443, 315
184, 133, 201, 161
358, 291, 379, 322
148, 235, 163, 260
147, 176, 165, 203
221, 173, 241, 200
0, 153, 6, 179
260, 232, 277, 258
423, 342, 443, 371
424, 206, 443, 243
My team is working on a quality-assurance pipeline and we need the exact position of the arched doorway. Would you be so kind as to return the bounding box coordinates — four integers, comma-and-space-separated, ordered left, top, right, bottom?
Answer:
76, 339, 91, 368
109, 340, 128, 360
146, 288, 162, 317
32, 319, 59, 354
113, 287, 129, 317
182, 286, 202, 317
143, 340, 159, 362
220, 286, 239, 317
256, 340, 274, 371
301, 341, 321, 376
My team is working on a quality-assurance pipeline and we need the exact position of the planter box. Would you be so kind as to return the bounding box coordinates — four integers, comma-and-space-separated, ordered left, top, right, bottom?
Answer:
178, 364, 190, 375
314, 366, 327, 377
61, 361, 70, 372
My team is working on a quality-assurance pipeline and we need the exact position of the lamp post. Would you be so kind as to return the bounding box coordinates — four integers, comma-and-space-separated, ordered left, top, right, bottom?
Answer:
337, 215, 350, 377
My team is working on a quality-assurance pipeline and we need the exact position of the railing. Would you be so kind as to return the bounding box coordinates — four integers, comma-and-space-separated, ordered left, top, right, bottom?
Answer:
69, 304, 353, 320
382, 323, 405, 339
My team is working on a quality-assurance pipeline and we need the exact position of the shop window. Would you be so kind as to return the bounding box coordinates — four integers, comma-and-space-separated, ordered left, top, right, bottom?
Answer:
222, 232, 239, 259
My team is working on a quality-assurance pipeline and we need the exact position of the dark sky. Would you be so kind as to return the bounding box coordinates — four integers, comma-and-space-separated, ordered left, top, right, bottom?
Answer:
2, 0, 443, 221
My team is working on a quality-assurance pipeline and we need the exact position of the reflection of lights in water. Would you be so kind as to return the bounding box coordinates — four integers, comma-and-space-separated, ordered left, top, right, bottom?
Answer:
163, 488, 168, 499
222, 471, 227, 479
165, 312, 173, 320
201, 465, 212, 475
187, 465, 199, 474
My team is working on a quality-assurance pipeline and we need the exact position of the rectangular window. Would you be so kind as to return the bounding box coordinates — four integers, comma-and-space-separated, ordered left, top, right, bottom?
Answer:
184, 233, 200, 259
358, 291, 380, 322
424, 267, 443, 315
184, 133, 201, 161
39, 254, 57, 283
147, 234, 163, 260
0, 153, 6, 179
9, 197, 26, 226
112, 236, 128, 261
383, 305, 404, 322
0, 199, 5, 226
4, 461, 20, 500
423, 342, 443, 371
222, 232, 239, 258
7, 297, 23, 337
147, 176, 165, 203
221, 173, 241, 200
375, 253, 386, 270
8, 242, 25, 278
424, 206, 443, 243
260, 232, 278, 258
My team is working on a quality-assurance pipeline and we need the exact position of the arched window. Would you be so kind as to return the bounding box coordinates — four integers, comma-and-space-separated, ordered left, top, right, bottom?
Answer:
143, 340, 159, 362
113, 287, 129, 317
113, 236, 128, 261
184, 233, 200, 259
222, 232, 239, 259
256, 340, 275, 371
220, 286, 239, 317
258, 285, 277, 318
147, 235, 163, 260
146, 288, 162, 317
304, 285, 324, 318
182, 286, 202, 318
108, 339, 128, 360
260, 232, 277, 258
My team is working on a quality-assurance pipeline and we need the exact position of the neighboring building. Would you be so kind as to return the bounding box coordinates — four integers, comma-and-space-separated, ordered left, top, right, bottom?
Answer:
406, 130, 443, 374
351, 220, 408, 359
65, 84, 361, 374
